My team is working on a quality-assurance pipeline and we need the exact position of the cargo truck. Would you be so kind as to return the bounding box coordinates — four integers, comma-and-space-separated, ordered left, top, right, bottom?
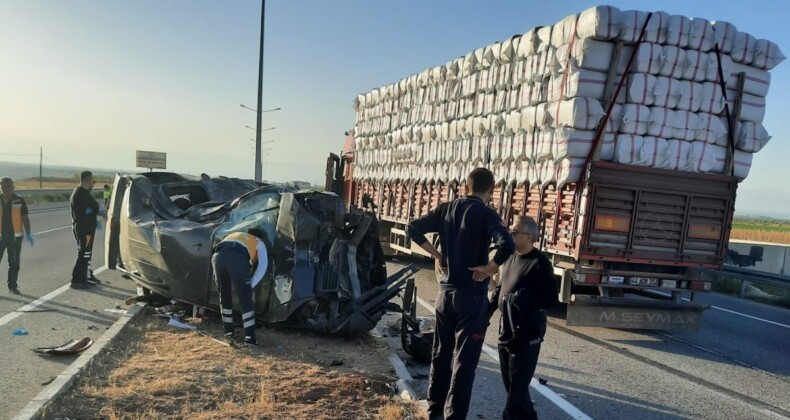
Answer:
326, 11, 767, 331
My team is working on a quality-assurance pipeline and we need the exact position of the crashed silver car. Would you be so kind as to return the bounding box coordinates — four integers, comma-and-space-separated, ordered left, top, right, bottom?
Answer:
105, 172, 412, 336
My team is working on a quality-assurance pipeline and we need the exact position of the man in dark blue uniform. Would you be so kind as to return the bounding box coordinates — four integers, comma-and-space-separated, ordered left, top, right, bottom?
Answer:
407, 168, 515, 420
70, 171, 103, 289
489, 216, 558, 420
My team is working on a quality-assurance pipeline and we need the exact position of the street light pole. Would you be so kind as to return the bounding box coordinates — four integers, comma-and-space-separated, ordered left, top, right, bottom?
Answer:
254, 0, 266, 182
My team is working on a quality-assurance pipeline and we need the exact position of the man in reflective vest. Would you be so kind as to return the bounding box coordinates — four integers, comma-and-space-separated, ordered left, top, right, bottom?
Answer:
0, 177, 34, 294
102, 184, 112, 212
212, 228, 269, 346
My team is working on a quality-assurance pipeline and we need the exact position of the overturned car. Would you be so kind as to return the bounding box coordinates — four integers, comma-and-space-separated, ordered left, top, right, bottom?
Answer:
105, 172, 412, 336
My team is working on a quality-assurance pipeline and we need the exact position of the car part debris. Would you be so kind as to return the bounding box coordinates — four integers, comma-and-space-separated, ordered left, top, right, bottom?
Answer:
401, 278, 433, 363
32, 337, 94, 355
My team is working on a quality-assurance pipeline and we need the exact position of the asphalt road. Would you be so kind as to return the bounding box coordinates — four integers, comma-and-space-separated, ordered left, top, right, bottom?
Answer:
0, 206, 136, 419
385, 256, 790, 420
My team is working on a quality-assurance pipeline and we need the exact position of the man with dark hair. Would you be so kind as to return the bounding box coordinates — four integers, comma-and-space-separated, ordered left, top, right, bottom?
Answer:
490, 216, 558, 420
407, 167, 515, 420
1, 177, 34, 294
211, 227, 269, 346
70, 171, 103, 289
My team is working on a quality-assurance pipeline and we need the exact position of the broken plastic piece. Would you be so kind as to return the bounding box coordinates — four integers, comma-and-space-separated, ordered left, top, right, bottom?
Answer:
13, 329, 28, 336
32, 337, 94, 355
168, 317, 196, 331
538, 378, 548, 385
103, 308, 128, 314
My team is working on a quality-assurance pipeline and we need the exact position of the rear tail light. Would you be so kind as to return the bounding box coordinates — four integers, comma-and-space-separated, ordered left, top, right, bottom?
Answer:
690, 281, 711, 291
688, 223, 722, 240
578, 274, 601, 284
594, 214, 630, 233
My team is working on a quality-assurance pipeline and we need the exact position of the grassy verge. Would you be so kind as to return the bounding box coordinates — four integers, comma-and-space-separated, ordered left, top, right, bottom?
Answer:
48, 307, 423, 419
731, 218, 790, 244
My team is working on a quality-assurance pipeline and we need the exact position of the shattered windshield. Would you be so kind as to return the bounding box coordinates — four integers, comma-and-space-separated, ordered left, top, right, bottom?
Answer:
214, 191, 281, 245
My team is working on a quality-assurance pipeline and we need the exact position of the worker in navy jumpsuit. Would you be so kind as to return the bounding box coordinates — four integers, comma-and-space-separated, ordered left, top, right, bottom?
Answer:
407, 168, 514, 420
212, 229, 269, 346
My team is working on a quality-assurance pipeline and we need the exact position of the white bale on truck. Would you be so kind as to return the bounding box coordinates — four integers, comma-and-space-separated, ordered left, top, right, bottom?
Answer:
327, 6, 784, 330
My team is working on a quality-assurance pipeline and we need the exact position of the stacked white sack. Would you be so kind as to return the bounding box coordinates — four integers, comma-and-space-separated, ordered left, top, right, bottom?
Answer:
352, 5, 783, 187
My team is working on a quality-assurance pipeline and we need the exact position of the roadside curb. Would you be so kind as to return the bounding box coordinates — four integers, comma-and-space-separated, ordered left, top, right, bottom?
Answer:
12, 304, 144, 420
372, 326, 429, 413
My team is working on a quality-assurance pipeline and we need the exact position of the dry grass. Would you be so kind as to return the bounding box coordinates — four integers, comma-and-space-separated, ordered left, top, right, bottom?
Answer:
730, 229, 790, 245
50, 309, 425, 420
14, 179, 78, 189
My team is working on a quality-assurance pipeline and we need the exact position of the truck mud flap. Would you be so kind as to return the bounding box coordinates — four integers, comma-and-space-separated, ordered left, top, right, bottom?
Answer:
567, 295, 710, 331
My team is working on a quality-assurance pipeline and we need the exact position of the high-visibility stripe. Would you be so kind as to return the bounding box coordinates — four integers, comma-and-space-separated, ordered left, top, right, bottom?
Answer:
221, 308, 233, 315
242, 311, 255, 320
243, 319, 256, 328
222, 316, 233, 323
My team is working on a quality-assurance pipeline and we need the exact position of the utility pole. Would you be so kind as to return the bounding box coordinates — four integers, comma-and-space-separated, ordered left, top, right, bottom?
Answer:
39, 147, 43, 189
254, 0, 266, 182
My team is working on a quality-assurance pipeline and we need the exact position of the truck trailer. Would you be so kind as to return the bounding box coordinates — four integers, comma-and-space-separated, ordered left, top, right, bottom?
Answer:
326, 6, 784, 330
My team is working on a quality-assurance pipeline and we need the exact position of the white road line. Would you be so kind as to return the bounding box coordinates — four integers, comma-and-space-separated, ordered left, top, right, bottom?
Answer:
0, 266, 107, 328
648, 291, 790, 330
32, 226, 71, 236
416, 296, 592, 420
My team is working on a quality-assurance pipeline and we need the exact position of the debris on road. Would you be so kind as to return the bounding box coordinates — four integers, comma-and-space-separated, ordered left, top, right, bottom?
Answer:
167, 317, 196, 331
32, 337, 94, 356
103, 308, 127, 315
538, 378, 548, 385
13, 328, 28, 336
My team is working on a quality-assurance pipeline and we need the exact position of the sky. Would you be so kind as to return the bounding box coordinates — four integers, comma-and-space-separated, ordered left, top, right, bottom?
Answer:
0, 0, 788, 216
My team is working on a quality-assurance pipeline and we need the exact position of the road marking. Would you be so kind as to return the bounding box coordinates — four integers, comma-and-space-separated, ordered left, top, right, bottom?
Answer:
648, 291, 790, 330
33, 226, 71, 236
0, 266, 107, 328
416, 296, 592, 420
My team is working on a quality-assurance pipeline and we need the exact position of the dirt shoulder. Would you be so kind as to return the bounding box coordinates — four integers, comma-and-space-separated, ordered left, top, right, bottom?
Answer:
46, 306, 423, 419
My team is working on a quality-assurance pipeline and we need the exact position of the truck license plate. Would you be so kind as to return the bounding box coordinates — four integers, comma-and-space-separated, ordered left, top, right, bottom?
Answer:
628, 277, 659, 287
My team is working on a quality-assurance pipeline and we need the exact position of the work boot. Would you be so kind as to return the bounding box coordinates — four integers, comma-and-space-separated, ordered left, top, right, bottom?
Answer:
70, 282, 93, 290
88, 277, 101, 284
125, 296, 138, 305
244, 336, 260, 347
9, 287, 20, 294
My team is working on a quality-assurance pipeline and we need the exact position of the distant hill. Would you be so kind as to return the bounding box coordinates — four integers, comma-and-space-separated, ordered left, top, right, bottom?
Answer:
0, 160, 126, 181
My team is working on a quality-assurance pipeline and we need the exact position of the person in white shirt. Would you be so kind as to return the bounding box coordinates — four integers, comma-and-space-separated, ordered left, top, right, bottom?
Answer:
211, 228, 269, 346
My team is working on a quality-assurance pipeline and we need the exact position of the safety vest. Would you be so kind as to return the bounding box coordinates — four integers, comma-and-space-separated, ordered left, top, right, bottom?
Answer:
221, 232, 259, 264
0, 195, 25, 237
103, 189, 112, 200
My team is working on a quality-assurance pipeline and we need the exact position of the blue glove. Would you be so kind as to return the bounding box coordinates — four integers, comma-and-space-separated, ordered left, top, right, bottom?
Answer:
25, 233, 34, 246
85, 208, 94, 215
96, 220, 103, 230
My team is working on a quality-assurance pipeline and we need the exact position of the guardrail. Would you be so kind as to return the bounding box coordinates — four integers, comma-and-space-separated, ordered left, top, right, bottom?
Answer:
16, 188, 73, 194
15, 188, 102, 205
701, 266, 790, 303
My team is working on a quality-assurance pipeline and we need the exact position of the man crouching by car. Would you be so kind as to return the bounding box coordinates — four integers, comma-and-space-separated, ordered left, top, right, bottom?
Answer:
489, 215, 558, 420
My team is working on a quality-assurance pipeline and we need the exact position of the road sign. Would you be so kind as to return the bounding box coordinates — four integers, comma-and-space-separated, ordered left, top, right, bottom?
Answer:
136, 150, 166, 170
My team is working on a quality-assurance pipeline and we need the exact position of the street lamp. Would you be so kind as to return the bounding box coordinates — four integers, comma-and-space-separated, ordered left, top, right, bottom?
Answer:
240, 104, 282, 113
246, 126, 276, 132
